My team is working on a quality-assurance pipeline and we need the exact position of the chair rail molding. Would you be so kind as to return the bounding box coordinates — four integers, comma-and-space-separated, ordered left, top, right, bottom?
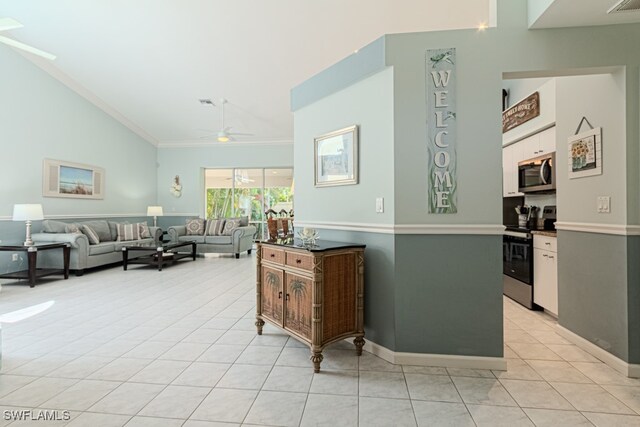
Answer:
295, 220, 505, 235
555, 222, 640, 236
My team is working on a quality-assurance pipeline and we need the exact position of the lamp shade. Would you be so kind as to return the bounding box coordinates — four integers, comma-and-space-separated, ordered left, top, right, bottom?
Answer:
12, 204, 44, 221
147, 206, 164, 216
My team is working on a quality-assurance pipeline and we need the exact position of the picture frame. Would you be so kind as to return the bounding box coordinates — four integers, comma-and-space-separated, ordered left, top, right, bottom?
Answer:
568, 127, 602, 179
43, 158, 105, 199
314, 125, 359, 187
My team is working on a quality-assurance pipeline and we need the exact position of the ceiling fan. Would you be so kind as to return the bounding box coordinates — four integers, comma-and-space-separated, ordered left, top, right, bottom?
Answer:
0, 17, 56, 60
199, 98, 253, 142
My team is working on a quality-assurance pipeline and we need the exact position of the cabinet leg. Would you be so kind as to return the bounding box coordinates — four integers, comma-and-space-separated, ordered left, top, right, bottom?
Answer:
354, 337, 365, 356
255, 318, 265, 335
311, 351, 323, 373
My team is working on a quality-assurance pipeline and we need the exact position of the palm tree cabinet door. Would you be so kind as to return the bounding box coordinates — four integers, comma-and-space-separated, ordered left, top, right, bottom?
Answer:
261, 266, 283, 325
284, 273, 312, 340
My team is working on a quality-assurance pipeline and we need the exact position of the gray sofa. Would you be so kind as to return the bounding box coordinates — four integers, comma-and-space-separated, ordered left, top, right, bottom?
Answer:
167, 222, 256, 258
32, 219, 161, 275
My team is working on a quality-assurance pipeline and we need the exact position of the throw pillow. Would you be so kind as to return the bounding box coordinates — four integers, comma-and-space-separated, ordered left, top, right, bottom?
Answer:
42, 220, 68, 233
186, 218, 205, 235
64, 223, 82, 234
116, 223, 142, 241
206, 219, 226, 236
222, 218, 241, 236
138, 222, 152, 239
82, 225, 101, 245
79, 220, 112, 242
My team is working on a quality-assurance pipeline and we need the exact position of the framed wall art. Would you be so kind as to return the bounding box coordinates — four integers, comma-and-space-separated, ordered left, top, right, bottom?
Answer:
43, 158, 105, 199
568, 127, 602, 179
314, 125, 359, 187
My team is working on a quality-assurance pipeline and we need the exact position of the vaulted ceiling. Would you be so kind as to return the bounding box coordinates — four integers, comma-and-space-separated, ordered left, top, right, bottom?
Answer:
0, 0, 492, 146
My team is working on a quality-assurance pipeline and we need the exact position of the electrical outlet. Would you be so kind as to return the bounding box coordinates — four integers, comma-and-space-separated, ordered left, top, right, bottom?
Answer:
597, 196, 611, 213
376, 197, 384, 213
11, 253, 19, 262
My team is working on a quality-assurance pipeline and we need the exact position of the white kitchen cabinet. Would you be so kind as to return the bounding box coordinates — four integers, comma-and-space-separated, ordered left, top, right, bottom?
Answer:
537, 126, 556, 157
533, 235, 558, 315
502, 143, 523, 197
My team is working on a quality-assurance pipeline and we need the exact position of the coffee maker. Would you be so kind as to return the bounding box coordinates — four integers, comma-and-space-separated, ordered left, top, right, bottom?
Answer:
540, 205, 557, 231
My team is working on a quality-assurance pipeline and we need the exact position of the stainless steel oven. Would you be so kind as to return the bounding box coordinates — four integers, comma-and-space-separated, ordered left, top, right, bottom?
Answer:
518, 153, 555, 193
503, 229, 539, 310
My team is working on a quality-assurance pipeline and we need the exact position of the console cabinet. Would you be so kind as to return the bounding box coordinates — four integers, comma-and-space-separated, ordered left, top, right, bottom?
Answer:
256, 240, 365, 372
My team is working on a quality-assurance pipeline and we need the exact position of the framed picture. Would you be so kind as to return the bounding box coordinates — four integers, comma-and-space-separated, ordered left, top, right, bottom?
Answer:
314, 125, 359, 187
568, 127, 602, 179
43, 159, 105, 199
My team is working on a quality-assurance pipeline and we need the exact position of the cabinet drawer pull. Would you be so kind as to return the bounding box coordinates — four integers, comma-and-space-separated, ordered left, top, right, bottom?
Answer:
285, 293, 290, 301
548, 255, 555, 259
543, 254, 548, 257
545, 242, 551, 245
270, 253, 275, 258
296, 259, 302, 264
278, 291, 282, 299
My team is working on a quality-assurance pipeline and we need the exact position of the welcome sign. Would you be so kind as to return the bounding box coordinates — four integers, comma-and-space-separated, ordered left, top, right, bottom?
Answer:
426, 48, 457, 214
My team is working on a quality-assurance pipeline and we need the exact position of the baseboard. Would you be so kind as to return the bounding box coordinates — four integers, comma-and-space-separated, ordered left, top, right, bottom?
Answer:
556, 325, 640, 378
361, 340, 507, 371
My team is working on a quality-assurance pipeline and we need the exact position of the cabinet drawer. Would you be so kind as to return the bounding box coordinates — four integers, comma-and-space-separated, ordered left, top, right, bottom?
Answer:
262, 246, 285, 264
534, 235, 557, 252
285, 251, 314, 271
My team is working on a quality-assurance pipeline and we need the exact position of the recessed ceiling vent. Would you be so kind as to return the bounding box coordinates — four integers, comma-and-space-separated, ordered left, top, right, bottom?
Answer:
608, 0, 640, 13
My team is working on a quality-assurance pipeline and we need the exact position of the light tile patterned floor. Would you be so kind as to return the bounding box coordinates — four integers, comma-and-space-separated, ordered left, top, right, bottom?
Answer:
0, 255, 639, 426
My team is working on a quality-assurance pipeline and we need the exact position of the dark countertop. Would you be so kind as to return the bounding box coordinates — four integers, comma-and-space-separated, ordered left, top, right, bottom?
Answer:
258, 238, 366, 252
531, 230, 557, 237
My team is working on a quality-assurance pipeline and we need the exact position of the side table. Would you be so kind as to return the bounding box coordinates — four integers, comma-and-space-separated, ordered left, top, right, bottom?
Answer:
0, 242, 71, 288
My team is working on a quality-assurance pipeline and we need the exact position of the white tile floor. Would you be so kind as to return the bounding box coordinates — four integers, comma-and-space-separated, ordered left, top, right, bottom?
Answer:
0, 255, 639, 426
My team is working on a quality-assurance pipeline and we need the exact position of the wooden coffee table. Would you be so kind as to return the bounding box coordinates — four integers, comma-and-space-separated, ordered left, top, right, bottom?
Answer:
122, 241, 197, 271
0, 242, 70, 287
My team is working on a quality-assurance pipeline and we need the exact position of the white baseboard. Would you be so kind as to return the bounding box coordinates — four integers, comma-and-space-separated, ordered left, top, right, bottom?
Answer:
361, 340, 507, 371
556, 325, 640, 378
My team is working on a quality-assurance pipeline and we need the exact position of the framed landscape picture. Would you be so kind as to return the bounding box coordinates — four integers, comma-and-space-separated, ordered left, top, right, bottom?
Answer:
314, 125, 359, 187
43, 159, 105, 199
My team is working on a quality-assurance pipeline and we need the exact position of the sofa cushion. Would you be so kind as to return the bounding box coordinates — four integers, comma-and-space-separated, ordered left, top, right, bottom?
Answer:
80, 220, 112, 242
205, 219, 226, 236
186, 218, 205, 235
88, 243, 115, 255
226, 216, 249, 227
179, 235, 205, 244
82, 225, 101, 245
222, 218, 242, 235
42, 220, 68, 233
205, 236, 232, 245
64, 223, 82, 234
139, 222, 152, 239
116, 223, 142, 241
108, 221, 125, 241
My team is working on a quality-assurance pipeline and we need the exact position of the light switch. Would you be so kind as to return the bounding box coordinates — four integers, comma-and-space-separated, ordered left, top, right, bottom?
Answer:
376, 197, 384, 213
597, 196, 610, 213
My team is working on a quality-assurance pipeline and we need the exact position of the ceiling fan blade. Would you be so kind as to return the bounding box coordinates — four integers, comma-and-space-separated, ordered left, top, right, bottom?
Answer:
0, 35, 56, 60
229, 132, 254, 136
0, 17, 23, 32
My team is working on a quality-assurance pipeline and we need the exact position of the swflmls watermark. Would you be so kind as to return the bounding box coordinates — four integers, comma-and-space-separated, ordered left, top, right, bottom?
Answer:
3, 409, 71, 421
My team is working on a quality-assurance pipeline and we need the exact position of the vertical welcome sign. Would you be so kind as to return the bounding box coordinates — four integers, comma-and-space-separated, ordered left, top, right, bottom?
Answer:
426, 48, 457, 214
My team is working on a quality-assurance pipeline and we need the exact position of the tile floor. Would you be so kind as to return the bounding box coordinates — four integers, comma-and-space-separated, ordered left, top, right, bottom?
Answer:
0, 255, 639, 426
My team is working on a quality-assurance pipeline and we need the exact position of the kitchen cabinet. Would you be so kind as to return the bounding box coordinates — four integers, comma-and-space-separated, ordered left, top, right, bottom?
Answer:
533, 234, 558, 315
520, 126, 556, 160
256, 240, 365, 372
503, 142, 523, 197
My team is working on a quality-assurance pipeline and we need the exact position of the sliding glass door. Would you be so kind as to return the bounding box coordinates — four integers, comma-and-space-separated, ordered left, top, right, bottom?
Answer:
205, 168, 293, 239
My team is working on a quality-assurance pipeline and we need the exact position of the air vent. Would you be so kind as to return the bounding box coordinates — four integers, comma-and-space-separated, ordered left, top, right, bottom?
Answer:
608, 0, 640, 13
199, 99, 214, 105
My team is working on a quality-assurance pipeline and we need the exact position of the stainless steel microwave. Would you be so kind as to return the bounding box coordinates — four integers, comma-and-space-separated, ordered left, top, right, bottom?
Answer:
518, 153, 556, 193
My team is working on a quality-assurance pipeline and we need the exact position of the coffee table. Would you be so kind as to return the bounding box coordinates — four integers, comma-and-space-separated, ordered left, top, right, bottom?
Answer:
122, 241, 197, 271
0, 242, 70, 287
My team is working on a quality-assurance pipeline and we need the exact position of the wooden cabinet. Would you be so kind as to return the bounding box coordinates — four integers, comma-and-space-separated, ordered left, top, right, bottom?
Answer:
256, 241, 365, 372
533, 234, 558, 315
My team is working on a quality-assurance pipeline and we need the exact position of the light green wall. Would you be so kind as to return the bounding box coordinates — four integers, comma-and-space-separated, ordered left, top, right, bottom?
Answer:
0, 46, 157, 219
294, 68, 395, 225
527, 0, 555, 28
156, 144, 293, 217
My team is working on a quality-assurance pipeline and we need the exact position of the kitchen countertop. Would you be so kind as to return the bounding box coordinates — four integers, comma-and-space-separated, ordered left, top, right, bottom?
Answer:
531, 230, 557, 237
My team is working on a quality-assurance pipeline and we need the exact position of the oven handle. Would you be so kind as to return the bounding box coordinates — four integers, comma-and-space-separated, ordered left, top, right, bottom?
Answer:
540, 159, 549, 184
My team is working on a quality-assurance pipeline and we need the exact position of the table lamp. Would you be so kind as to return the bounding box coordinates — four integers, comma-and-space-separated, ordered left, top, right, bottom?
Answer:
13, 204, 44, 246
147, 206, 163, 227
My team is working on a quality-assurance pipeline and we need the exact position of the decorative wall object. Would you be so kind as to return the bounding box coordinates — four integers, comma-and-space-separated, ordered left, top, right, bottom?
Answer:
43, 159, 105, 199
502, 92, 540, 133
314, 125, 358, 187
426, 48, 457, 213
568, 120, 602, 179
170, 175, 182, 197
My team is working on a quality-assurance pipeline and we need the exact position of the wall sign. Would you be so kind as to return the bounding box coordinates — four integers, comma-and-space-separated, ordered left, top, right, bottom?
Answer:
426, 48, 457, 214
568, 126, 602, 179
502, 92, 540, 133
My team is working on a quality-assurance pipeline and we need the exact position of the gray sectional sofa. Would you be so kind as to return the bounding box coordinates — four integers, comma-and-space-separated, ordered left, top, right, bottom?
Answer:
32, 219, 161, 275
167, 219, 256, 258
